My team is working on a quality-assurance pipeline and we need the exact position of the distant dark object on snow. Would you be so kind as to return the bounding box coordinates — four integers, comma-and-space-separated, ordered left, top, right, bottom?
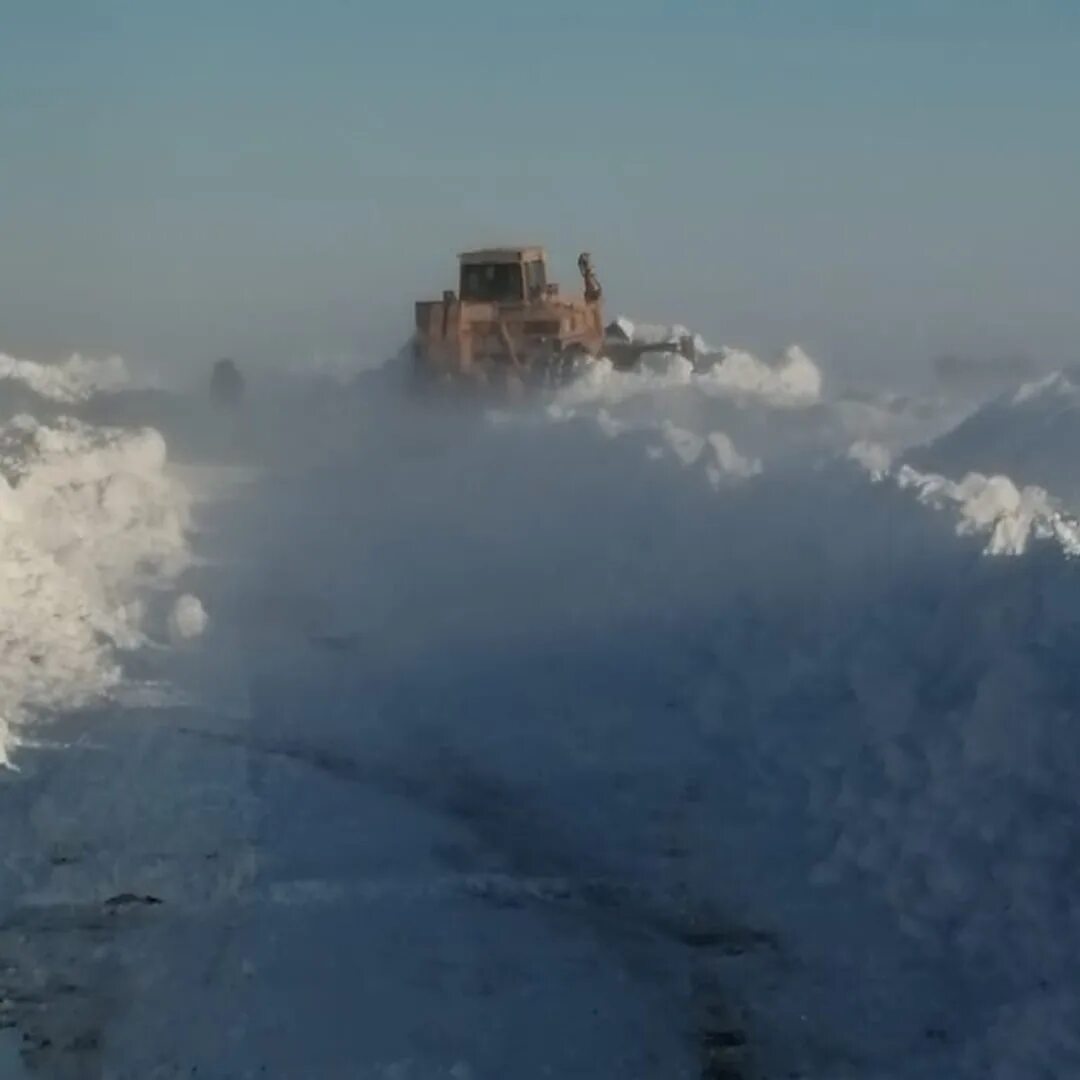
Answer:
210, 358, 244, 409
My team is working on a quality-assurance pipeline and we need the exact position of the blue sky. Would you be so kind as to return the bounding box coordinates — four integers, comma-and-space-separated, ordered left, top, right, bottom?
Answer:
1, 0, 1078, 379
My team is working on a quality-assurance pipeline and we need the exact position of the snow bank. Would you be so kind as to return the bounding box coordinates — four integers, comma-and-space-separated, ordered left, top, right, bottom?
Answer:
516, 318, 823, 489
850, 439, 1080, 558
0, 352, 130, 404
0, 413, 194, 763
508, 319, 964, 489
909, 366, 1080, 503
788, 556, 1080, 1075
581, 323, 956, 456
556, 344, 821, 412
845, 366, 1080, 557
895, 466, 1080, 556
252, 368, 1080, 1076
696, 345, 822, 406
496, 344, 1080, 1070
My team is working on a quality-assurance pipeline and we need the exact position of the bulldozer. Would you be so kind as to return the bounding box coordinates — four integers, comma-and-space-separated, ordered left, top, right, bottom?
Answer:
412, 247, 695, 391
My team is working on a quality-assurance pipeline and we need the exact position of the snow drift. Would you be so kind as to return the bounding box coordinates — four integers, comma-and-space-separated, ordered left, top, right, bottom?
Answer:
896, 465, 1080, 556
0, 352, 130, 406
908, 366, 1080, 503
541, 317, 967, 489
560, 329, 822, 412
0, 403, 195, 764
412, 336, 1080, 1074
850, 443, 1080, 558
218, 350, 1080, 1077
843, 365, 1080, 559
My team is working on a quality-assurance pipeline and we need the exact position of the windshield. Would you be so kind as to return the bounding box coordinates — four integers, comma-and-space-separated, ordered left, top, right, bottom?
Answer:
459, 262, 524, 302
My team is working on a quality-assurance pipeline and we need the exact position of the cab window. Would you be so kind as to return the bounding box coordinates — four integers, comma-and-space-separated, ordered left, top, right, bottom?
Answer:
459, 262, 524, 302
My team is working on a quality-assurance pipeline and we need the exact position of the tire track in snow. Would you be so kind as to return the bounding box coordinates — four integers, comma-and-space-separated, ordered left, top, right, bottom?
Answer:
177, 722, 781, 1079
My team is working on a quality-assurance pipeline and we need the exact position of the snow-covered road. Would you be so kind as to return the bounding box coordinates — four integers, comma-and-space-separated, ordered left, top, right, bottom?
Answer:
5, 345, 1080, 1078
41, 404, 957, 1079
0, 410, 929, 1078
1, 442, 755, 1078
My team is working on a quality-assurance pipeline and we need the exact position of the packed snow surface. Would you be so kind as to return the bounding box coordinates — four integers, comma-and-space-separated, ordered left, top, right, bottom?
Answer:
4, 327, 1080, 1078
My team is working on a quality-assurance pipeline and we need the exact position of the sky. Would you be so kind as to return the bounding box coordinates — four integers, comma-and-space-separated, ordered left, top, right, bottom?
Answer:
1, 0, 1078, 382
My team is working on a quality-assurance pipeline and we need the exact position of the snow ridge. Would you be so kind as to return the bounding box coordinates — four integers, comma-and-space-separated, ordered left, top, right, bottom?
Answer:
849, 440, 1080, 558
0, 413, 195, 763
896, 465, 1080, 557
555, 316, 822, 411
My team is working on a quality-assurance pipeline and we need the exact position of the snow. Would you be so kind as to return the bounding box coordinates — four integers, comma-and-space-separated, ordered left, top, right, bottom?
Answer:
848, 446, 1080, 558
847, 438, 892, 479
649, 423, 761, 484
705, 431, 762, 485
556, 338, 821, 412
697, 344, 822, 405
544, 319, 968, 490
1011, 369, 1079, 406
5, 334, 1080, 1076
832, 390, 965, 454
895, 466, 1080, 556
0, 351, 130, 404
907, 365, 1080, 504
0, 409, 195, 764
533, 319, 826, 489
168, 594, 208, 641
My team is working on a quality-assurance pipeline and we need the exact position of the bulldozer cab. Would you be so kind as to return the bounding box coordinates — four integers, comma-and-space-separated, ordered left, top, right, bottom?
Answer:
458, 247, 549, 304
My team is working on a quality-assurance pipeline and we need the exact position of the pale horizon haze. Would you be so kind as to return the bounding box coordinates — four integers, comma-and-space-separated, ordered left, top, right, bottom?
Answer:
1, 0, 1078, 385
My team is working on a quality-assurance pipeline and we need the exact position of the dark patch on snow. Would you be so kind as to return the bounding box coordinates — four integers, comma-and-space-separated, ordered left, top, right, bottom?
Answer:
103, 893, 163, 910
177, 721, 781, 1075
308, 632, 361, 654
692, 968, 755, 1079
677, 926, 780, 955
